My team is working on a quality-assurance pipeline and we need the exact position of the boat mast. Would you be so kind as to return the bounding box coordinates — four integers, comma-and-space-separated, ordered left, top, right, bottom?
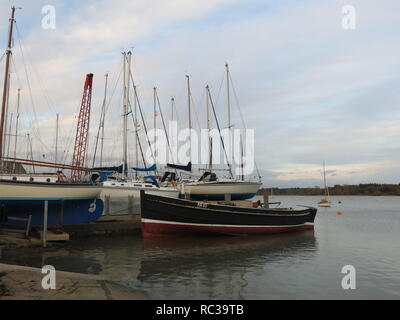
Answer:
226, 63, 233, 169
126, 52, 132, 175
153, 86, 157, 164
207, 85, 233, 179
12, 88, 20, 172
122, 52, 127, 176
55, 113, 59, 163
206, 85, 212, 172
240, 133, 244, 181
6, 112, 13, 159
100, 73, 108, 167
170, 97, 175, 122
0, 6, 16, 163
186, 75, 191, 163
122, 52, 132, 178
134, 84, 139, 178
323, 160, 330, 200
133, 84, 139, 179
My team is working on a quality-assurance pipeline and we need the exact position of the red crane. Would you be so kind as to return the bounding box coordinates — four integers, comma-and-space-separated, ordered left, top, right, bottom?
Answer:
70, 73, 93, 182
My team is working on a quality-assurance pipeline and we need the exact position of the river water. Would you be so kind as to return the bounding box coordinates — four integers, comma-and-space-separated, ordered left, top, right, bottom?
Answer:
1, 196, 399, 299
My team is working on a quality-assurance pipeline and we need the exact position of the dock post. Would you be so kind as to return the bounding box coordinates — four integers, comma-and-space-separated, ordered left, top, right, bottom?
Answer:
263, 189, 269, 208
43, 200, 48, 248
25, 214, 32, 238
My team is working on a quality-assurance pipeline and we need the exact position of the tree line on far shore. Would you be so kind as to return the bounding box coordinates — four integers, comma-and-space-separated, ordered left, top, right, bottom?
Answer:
257, 184, 400, 196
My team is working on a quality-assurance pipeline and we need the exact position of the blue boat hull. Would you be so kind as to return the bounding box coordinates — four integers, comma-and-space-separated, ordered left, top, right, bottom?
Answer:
1, 198, 104, 227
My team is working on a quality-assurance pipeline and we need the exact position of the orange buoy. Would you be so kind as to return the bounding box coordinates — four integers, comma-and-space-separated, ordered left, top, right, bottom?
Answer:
337, 211, 343, 215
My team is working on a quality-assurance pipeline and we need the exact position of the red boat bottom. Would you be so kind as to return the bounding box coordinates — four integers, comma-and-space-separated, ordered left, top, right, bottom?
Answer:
141, 220, 314, 237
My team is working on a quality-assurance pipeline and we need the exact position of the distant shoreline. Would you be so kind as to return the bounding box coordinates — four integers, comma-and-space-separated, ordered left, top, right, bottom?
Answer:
257, 184, 400, 196
257, 194, 400, 197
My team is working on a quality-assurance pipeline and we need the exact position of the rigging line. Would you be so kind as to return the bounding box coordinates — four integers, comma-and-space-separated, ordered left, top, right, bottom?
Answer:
156, 91, 175, 165
12, 30, 48, 152
15, 23, 58, 115
89, 61, 123, 166
0, 52, 6, 64
91, 84, 106, 168
213, 70, 226, 126
104, 64, 123, 115
228, 72, 261, 181
207, 86, 233, 179
189, 93, 202, 131
10, 55, 50, 153
128, 93, 147, 169
133, 86, 157, 170
128, 71, 157, 170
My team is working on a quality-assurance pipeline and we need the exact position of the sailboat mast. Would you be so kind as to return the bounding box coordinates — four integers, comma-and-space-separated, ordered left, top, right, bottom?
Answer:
207, 85, 233, 179
12, 88, 20, 171
0, 6, 16, 162
122, 53, 127, 176
171, 97, 175, 122
186, 75, 191, 162
55, 113, 59, 164
225, 63, 233, 167
100, 73, 108, 167
6, 112, 13, 158
134, 85, 138, 178
153, 86, 157, 164
240, 133, 244, 181
122, 52, 131, 178
323, 160, 329, 199
206, 85, 211, 171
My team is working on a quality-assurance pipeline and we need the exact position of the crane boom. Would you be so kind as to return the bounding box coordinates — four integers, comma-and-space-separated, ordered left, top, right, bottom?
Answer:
71, 73, 93, 182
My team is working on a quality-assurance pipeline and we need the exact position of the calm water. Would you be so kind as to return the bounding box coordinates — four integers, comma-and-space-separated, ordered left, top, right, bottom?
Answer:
1, 196, 399, 299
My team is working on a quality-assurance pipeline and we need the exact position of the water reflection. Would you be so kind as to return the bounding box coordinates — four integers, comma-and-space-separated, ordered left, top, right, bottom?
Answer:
134, 231, 317, 299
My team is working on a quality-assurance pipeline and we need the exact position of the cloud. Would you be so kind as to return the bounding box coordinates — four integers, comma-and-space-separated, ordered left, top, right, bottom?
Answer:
1, 0, 399, 186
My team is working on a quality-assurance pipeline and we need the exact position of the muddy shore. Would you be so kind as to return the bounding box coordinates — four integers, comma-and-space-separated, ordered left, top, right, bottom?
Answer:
0, 263, 147, 300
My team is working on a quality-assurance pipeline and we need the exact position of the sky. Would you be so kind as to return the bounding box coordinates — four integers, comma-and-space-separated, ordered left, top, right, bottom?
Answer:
0, 0, 399, 187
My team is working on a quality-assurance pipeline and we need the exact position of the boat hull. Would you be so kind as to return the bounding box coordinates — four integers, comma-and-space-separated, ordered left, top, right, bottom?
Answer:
0, 180, 103, 226
0, 179, 101, 200
2, 198, 104, 227
100, 186, 179, 199
318, 203, 331, 207
140, 192, 317, 237
179, 181, 262, 200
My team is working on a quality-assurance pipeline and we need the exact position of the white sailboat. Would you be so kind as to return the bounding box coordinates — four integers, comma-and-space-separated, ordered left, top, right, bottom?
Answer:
98, 52, 179, 204
318, 161, 331, 207
176, 65, 262, 200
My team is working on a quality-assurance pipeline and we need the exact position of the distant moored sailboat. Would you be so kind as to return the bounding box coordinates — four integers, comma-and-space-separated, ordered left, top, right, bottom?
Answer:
318, 161, 331, 207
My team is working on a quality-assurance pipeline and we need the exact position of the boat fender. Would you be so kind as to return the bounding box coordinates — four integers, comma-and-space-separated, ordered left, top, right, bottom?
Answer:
252, 200, 262, 208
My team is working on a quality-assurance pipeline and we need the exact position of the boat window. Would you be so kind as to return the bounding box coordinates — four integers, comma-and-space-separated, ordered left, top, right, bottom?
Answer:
12, 176, 17, 181
134, 184, 141, 187
145, 184, 153, 188
46, 178, 51, 182
30, 177, 34, 182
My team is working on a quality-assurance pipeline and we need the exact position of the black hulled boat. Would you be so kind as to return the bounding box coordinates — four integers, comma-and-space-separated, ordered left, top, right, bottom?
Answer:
140, 191, 317, 237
